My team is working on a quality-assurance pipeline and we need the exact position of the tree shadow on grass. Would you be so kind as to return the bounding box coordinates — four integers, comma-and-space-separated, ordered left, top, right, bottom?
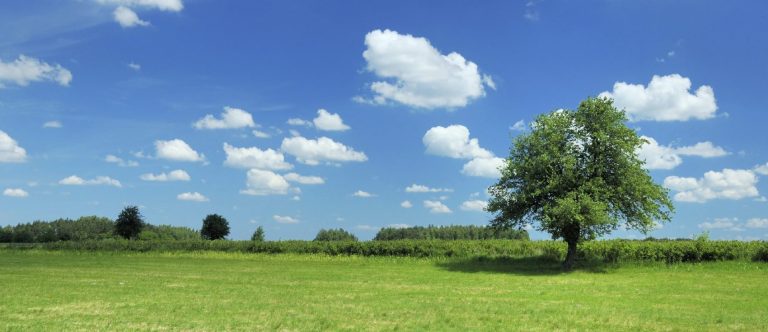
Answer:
436, 256, 611, 276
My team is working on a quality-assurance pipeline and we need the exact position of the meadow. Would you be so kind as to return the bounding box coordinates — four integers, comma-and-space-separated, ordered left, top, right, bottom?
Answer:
1, 249, 767, 331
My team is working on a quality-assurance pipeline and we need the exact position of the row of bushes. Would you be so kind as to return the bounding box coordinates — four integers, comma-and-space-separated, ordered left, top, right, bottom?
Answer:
0, 216, 199, 243
374, 225, 529, 241
4, 239, 766, 262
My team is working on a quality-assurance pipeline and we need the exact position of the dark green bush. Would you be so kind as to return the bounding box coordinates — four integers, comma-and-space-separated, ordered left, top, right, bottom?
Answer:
115, 206, 145, 240
201, 214, 230, 240
314, 228, 358, 241
374, 224, 528, 241
251, 226, 265, 242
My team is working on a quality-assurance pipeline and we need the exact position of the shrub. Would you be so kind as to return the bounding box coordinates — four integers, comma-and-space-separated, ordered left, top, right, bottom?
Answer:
251, 226, 265, 242
374, 225, 528, 241
201, 214, 230, 240
114, 206, 145, 240
314, 228, 358, 241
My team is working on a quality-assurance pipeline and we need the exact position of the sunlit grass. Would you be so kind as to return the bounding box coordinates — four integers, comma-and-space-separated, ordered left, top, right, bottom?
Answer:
1, 250, 766, 330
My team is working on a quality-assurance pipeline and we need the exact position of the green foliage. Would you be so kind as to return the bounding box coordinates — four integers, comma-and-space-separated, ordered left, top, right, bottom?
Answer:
200, 214, 230, 240
374, 224, 529, 241
251, 226, 265, 242
314, 228, 358, 241
0, 216, 115, 243
114, 206, 145, 240
488, 97, 674, 268
139, 224, 200, 241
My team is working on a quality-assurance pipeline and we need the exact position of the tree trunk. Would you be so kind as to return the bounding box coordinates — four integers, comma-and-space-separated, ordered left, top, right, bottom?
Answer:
562, 239, 578, 271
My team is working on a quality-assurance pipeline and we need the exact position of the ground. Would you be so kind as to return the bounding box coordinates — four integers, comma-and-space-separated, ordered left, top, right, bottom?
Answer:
1, 250, 766, 331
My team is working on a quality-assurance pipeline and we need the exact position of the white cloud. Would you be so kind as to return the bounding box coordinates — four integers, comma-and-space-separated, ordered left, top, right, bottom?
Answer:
0, 130, 27, 163
400, 200, 413, 208
460, 200, 487, 212
599, 74, 717, 122
223, 143, 292, 171
155, 139, 205, 162
252, 130, 270, 139
524, 1, 540, 21
240, 169, 291, 196
193, 107, 256, 130
754, 163, 768, 176
98, 0, 184, 11
287, 118, 312, 127
113, 6, 149, 28
356, 225, 380, 231
59, 175, 122, 187
313, 109, 350, 131
353, 190, 374, 198
698, 218, 742, 231
3, 188, 28, 198
358, 29, 492, 109
140, 169, 190, 182
43, 121, 62, 128
104, 154, 139, 167
746, 218, 768, 229
509, 120, 526, 132
177, 192, 208, 202
664, 169, 759, 203
423, 125, 493, 159
281, 136, 367, 165
273, 215, 299, 224
387, 223, 410, 229
0, 55, 72, 87
424, 200, 452, 214
127, 62, 141, 71
405, 184, 453, 193
637, 136, 728, 170
461, 157, 504, 178
283, 173, 324, 185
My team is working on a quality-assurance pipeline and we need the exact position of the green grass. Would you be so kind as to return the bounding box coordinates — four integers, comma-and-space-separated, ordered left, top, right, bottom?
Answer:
1, 250, 767, 331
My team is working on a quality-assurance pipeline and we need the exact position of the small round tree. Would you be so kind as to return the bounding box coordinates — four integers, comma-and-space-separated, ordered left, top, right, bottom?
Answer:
200, 214, 230, 240
251, 226, 265, 242
114, 206, 145, 240
314, 228, 358, 241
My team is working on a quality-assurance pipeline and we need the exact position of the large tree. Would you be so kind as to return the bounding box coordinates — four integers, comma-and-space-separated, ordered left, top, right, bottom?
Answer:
487, 97, 673, 270
114, 206, 145, 240
200, 214, 230, 240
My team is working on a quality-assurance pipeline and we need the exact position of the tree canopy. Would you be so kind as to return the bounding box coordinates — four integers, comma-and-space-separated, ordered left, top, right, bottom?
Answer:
114, 206, 145, 240
200, 214, 230, 240
487, 97, 674, 269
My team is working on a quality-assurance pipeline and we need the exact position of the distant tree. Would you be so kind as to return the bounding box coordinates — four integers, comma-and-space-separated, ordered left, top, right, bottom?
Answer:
114, 206, 145, 240
314, 228, 358, 241
487, 97, 674, 270
373, 224, 529, 241
251, 226, 265, 242
200, 214, 230, 240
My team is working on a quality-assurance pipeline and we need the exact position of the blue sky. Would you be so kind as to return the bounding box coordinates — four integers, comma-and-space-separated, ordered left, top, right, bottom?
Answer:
1, 0, 767, 240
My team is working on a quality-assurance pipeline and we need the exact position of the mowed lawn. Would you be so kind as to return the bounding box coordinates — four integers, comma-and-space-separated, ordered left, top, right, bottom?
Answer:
1, 250, 767, 331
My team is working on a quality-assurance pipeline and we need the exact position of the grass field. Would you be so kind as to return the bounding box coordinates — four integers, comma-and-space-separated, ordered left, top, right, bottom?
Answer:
1, 250, 767, 331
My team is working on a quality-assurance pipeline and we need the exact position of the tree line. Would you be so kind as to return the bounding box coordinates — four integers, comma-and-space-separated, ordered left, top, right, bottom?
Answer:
373, 225, 529, 241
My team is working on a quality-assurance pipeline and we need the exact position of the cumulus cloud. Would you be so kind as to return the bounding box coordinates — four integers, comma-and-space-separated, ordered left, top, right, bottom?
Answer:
313, 109, 350, 131
177, 192, 208, 202
273, 215, 299, 224
113, 6, 149, 28
43, 121, 62, 128
637, 136, 728, 170
698, 218, 742, 231
356, 225, 380, 231
105, 154, 139, 167
754, 163, 768, 176
155, 139, 205, 162
287, 118, 312, 127
400, 200, 413, 208
664, 169, 759, 203
509, 120, 526, 132
353, 190, 374, 198
460, 200, 488, 212
252, 130, 270, 138
0, 55, 72, 87
59, 175, 122, 187
283, 173, 324, 185
358, 29, 493, 109
240, 169, 291, 196
461, 157, 505, 178
405, 184, 453, 193
0, 130, 27, 163
599, 74, 717, 122
3, 188, 29, 198
281, 136, 367, 165
424, 200, 452, 214
140, 169, 190, 182
223, 143, 292, 171
746, 218, 768, 229
127, 62, 141, 71
193, 107, 256, 130
98, 0, 184, 11
423, 125, 493, 159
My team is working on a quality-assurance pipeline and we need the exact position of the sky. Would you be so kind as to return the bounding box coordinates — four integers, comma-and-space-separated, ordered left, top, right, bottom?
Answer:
1, 0, 767, 241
